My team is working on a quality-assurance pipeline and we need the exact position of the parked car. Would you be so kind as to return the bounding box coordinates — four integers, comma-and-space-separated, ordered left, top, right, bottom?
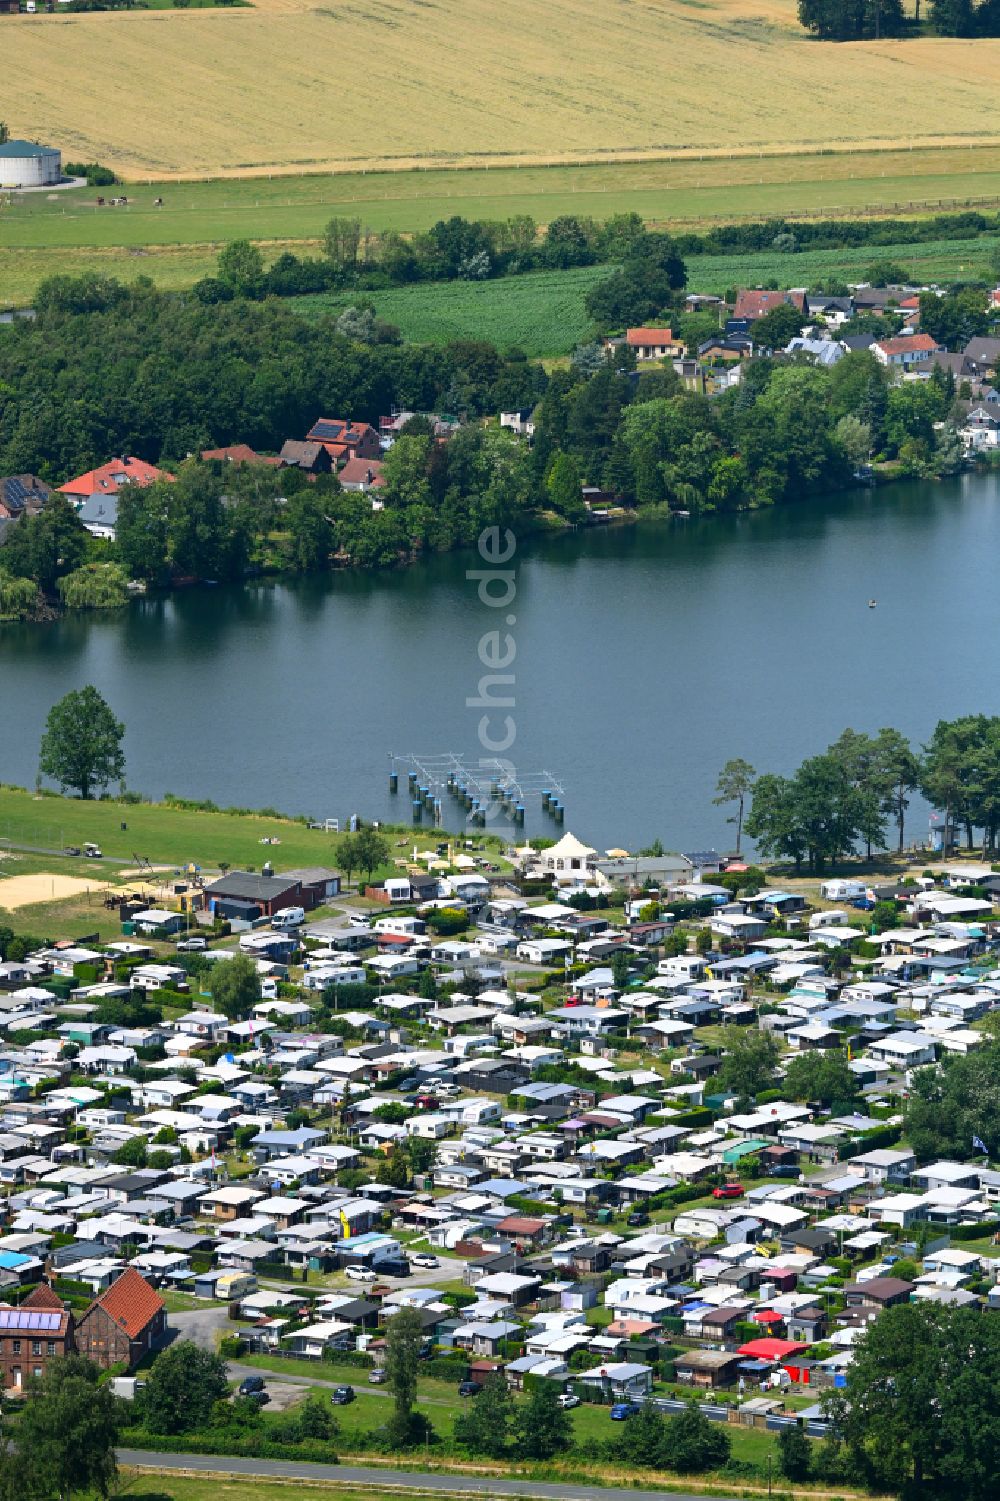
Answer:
368, 1368, 388, 1384
712, 1182, 745, 1200
627, 1210, 649, 1227
373, 1256, 410, 1278
458, 1381, 482, 1397
331, 1386, 355, 1405
243, 1389, 270, 1405
767, 1164, 800, 1179
348, 913, 372, 929
83, 842, 102, 858
63, 846, 81, 857
177, 936, 208, 951
411, 1253, 439, 1269
238, 1375, 266, 1396
345, 1265, 377, 1283
557, 1393, 580, 1409
610, 1402, 642, 1420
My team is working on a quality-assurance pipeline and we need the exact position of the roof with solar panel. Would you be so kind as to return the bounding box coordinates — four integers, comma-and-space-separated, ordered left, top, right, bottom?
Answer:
0, 1309, 63, 1330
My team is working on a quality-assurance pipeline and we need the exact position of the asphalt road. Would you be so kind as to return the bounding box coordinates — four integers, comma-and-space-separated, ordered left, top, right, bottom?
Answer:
119, 1450, 734, 1501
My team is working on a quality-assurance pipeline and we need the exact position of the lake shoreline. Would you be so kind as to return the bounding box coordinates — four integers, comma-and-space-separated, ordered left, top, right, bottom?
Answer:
1, 457, 954, 630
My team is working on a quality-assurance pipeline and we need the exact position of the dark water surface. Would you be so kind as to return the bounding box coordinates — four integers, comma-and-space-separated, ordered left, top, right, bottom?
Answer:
2, 472, 998, 850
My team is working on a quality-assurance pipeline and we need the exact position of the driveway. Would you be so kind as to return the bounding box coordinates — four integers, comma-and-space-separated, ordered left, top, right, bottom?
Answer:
168, 1304, 233, 1351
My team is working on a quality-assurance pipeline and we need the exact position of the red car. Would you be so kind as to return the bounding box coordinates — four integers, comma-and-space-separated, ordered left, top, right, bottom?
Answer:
712, 1182, 745, 1200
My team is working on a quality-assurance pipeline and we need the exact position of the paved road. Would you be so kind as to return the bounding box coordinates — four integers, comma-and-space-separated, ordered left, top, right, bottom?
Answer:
119, 1450, 733, 1501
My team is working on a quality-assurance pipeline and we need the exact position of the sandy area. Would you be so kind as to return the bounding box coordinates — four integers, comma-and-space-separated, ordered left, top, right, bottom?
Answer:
0, 872, 108, 911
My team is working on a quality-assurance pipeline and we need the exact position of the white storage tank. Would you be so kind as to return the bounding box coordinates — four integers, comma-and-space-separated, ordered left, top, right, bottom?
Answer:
0, 139, 62, 188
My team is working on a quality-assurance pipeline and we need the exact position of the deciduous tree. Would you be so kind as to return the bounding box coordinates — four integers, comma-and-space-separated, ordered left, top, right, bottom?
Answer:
39, 685, 125, 800
16, 1355, 119, 1501
208, 951, 262, 1020
142, 1341, 230, 1434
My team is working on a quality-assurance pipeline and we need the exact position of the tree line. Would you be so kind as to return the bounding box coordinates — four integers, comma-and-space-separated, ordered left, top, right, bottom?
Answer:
728, 715, 1000, 871
196, 207, 1000, 306
799, 0, 1000, 37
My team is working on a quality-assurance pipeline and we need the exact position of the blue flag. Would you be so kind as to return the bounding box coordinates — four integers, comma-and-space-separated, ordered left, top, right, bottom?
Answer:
973, 1135, 988, 1154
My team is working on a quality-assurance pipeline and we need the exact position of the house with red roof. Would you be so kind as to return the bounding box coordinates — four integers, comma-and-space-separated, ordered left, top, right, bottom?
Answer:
75, 1266, 166, 1370
201, 444, 280, 467
872, 333, 944, 368
305, 418, 381, 466
339, 456, 385, 493
732, 289, 809, 324
625, 328, 684, 361
0, 1283, 75, 1392
59, 456, 174, 505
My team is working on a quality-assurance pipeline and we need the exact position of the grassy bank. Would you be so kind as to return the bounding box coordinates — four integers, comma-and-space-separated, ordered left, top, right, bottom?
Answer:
0, 786, 344, 870
0, 784, 503, 943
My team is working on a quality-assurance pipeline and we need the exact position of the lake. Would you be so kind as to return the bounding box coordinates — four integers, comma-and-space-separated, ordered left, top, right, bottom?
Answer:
2, 470, 998, 852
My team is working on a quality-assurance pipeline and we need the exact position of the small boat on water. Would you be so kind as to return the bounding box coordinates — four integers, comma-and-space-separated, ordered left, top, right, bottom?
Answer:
868, 599, 877, 609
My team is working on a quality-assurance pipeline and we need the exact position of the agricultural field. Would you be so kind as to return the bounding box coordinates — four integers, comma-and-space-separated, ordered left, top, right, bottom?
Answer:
7, 144, 1000, 306
289, 233, 1000, 358
2, 0, 1000, 180
294, 267, 606, 357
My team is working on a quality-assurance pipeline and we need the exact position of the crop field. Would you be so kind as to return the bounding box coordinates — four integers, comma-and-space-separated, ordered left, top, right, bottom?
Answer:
287, 233, 1000, 357
295, 267, 607, 357
3, 0, 1000, 180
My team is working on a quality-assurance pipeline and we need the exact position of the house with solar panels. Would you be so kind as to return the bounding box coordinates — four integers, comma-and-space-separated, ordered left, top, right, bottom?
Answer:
0, 1285, 73, 1391
304, 417, 381, 466
0, 474, 51, 545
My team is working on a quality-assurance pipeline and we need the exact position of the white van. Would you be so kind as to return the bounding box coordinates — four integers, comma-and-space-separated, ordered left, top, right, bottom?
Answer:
272, 906, 305, 930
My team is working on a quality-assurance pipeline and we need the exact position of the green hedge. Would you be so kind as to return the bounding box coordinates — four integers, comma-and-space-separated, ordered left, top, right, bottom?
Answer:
839, 1124, 902, 1159
118, 1427, 340, 1464
952, 1219, 1000, 1241
320, 1348, 374, 1369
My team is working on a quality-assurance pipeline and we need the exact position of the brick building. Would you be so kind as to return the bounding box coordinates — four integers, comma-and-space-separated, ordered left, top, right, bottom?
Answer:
75, 1267, 167, 1370
0, 1284, 74, 1392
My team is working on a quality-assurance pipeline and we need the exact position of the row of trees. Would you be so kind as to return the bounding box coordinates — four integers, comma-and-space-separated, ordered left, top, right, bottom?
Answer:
798, 0, 1000, 36
205, 209, 1000, 307
727, 717, 1000, 871
5, 360, 970, 614
201, 212, 651, 300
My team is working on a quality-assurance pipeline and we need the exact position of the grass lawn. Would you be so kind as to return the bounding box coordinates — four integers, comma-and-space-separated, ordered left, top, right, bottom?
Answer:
6, 149, 1000, 256
118, 1482, 376, 1501
159, 1289, 212, 1314
0, 784, 499, 880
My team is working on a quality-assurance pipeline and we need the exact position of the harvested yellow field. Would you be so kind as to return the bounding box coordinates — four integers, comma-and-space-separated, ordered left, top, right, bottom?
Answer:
0, 872, 108, 910
3, 0, 1000, 179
